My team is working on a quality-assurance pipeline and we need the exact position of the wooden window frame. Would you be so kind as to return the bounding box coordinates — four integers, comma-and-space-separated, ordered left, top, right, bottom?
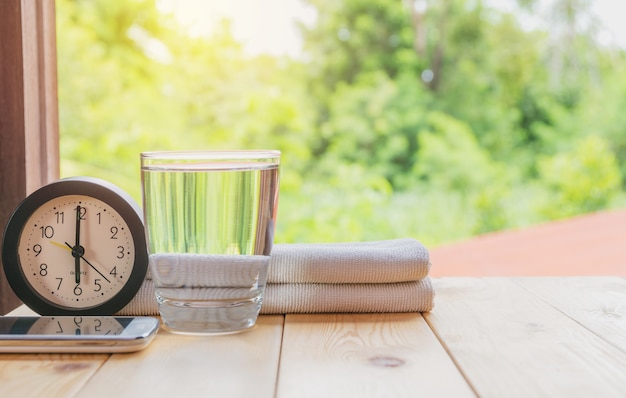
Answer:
0, 0, 59, 314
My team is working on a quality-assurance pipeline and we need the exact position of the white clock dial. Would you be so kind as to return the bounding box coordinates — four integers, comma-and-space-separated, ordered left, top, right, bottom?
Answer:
3, 177, 148, 315
17, 195, 135, 309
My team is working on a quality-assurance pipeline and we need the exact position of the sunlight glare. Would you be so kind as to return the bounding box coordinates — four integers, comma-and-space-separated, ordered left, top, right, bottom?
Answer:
157, 0, 317, 57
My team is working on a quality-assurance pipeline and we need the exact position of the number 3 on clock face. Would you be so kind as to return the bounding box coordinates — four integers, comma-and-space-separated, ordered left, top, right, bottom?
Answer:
2, 177, 148, 315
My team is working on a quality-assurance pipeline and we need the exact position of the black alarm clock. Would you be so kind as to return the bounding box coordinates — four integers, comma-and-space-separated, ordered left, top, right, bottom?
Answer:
2, 177, 148, 315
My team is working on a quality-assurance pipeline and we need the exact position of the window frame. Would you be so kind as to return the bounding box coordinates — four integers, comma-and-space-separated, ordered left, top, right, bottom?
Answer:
0, 0, 59, 313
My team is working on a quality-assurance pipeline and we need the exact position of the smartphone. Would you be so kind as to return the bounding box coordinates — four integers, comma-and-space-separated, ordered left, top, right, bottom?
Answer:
0, 316, 160, 353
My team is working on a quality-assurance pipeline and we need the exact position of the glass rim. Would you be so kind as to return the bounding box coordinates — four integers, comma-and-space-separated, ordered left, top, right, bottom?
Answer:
140, 150, 280, 161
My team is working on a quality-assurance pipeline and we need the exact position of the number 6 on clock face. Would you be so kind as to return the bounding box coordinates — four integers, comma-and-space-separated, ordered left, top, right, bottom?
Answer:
2, 177, 148, 315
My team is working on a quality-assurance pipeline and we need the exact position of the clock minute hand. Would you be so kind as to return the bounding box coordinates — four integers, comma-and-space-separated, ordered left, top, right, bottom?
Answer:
74, 205, 82, 284
65, 241, 83, 284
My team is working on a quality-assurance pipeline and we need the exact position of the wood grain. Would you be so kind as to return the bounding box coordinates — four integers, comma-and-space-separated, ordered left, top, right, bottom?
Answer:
1, 305, 109, 397
0, 0, 60, 315
74, 315, 284, 398
0, 354, 108, 397
5, 278, 626, 397
426, 277, 626, 398
0, 0, 29, 316
514, 276, 626, 353
276, 313, 475, 398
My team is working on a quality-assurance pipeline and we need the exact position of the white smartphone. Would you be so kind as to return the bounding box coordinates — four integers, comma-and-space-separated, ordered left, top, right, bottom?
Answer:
0, 315, 160, 353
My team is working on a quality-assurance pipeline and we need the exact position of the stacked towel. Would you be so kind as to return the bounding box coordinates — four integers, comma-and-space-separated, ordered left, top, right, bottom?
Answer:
117, 238, 434, 315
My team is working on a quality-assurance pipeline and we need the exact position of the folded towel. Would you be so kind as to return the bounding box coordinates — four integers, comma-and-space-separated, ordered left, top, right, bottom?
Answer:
145, 239, 431, 284
261, 279, 434, 313
119, 239, 434, 315
117, 278, 434, 315
149, 253, 269, 287
268, 239, 430, 283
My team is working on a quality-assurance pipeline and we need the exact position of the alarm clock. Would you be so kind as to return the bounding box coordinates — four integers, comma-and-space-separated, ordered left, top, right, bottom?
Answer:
1, 177, 148, 315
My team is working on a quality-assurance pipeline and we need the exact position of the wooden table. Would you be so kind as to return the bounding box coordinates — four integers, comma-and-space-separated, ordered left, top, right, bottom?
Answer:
2, 277, 626, 397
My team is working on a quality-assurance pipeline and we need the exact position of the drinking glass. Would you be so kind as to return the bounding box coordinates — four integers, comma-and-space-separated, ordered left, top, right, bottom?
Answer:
141, 150, 280, 334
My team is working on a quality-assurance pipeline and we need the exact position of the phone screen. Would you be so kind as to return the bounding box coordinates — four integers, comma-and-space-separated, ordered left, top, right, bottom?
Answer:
0, 316, 159, 353
0, 316, 133, 336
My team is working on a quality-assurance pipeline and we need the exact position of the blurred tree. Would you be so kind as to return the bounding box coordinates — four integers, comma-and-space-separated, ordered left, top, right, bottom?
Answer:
57, 0, 313, 200
537, 135, 622, 218
56, 0, 626, 246
57, 0, 181, 198
316, 72, 432, 186
413, 111, 500, 191
302, 0, 419, 88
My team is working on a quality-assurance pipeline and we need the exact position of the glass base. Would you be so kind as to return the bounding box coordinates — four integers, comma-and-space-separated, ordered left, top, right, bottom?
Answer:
157, 296, 263, 335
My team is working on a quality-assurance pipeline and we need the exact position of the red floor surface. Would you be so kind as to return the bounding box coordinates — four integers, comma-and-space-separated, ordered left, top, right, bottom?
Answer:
429, 208, 626, 277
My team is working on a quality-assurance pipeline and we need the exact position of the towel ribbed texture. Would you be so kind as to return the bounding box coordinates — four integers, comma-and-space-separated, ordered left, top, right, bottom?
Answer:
268, 239, 431, 283
118, 238, 434, 315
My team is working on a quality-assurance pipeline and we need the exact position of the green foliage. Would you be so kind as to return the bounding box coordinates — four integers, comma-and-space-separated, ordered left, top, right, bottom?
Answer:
56, 0, 626, 247
412, 111, 511, 233
319, 72, 430, 186
56, 0, 181, 199
278, 163, 393, 243
413, 112, 501, 191
537, 135, 622, 219
302, 0, 419, 88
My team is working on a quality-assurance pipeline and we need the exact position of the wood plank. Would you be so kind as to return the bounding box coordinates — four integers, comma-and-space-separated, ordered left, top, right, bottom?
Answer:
426, 277, 626, 398
0, 0, 60, 315
0, 353, 108, 397
513, 276, 626, 353
6, 305, 38, 316
0, 0, 29, 316
13, 0, 60, 193
74, 315, 284, 398
276, 313, 475, 398
1, 305, 113, 397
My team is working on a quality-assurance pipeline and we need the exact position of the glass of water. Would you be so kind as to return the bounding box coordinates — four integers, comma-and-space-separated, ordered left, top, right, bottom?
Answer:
140, 150, 280, 334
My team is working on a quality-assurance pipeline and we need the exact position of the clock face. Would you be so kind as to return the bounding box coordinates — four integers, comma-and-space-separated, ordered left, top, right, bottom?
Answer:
2, 177, 148, 315
17, 195, 135, 309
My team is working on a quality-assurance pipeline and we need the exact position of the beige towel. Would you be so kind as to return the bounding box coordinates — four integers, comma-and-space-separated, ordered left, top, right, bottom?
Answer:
268, 239, 430, 283
119, 239, 434, 315
145, 239, 430, 284
117, 278, 434, 315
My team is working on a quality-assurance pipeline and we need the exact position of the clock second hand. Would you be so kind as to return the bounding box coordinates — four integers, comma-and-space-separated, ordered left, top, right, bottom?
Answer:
62, 242, 111, 284
77, 254, 111, 284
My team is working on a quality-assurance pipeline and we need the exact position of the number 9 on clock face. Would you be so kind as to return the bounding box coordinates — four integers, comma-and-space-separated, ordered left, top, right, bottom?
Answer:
2, 177, 148, 315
